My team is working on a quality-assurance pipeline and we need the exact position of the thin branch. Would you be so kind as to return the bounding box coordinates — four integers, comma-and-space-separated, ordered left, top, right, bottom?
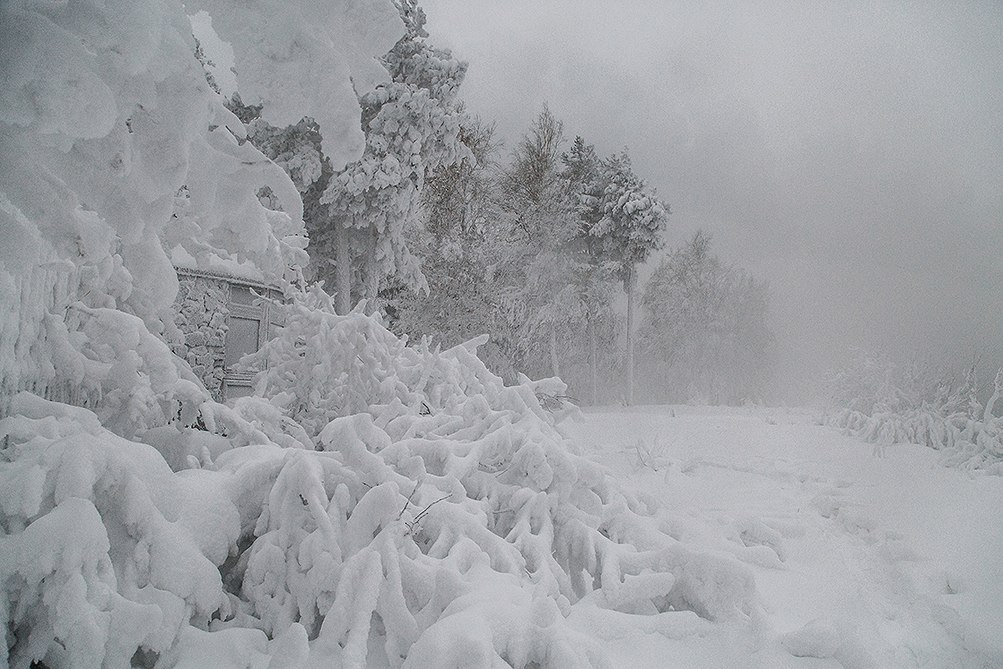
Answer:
397, 479, 420, 520
412, 493, 452, 524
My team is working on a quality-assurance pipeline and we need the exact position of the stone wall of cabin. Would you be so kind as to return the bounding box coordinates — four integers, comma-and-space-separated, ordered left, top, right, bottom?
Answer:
170, 272, 229, 401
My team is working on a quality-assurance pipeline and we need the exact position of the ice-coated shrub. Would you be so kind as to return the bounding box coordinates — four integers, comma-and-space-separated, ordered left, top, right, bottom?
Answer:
222, 286, 762, 665
824, 356, 1003, 473
1, 287, 762, 667
0, 394, 238, 668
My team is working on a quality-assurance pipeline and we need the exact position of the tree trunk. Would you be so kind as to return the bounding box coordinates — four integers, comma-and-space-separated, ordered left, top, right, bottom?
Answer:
549, 322, 560, 378
334, 216, 351, 315
589, 316, 598, 406
625, 268, 635, 405
364, 227, 378, 315
984, 367, 1003, 423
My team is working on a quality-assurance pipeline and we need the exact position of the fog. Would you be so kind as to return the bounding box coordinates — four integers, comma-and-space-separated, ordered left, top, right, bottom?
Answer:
421, 0, 1003, 400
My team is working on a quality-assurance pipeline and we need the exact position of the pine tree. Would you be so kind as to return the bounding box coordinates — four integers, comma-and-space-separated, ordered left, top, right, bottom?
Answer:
318, 1, 472, 313
383, 117, 522, 378
571, 147, 669, 404
562, 137, 617, 404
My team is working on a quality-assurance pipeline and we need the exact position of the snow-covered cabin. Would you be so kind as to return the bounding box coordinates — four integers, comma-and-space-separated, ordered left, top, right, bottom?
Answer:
170, 267, 285, 402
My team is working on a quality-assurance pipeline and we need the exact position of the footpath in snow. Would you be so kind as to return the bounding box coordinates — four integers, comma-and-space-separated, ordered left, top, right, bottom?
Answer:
565, 406, 1003, 668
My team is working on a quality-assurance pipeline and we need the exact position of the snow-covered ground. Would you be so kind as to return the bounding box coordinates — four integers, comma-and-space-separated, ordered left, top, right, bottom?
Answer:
565, 406, 1003, 668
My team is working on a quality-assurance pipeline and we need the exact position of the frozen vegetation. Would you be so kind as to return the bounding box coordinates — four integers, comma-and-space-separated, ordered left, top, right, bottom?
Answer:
3, 305, 740, 667
1, 0, 1000, 667
0, 0, 758, 665
824, 351, 1003, 473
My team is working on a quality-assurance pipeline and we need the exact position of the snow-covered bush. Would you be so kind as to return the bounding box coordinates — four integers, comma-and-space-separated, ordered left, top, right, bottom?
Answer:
0, 393, 238, 667
2, 291, 762, 667
226, 287, 761, 662
824, 354, 1003, 473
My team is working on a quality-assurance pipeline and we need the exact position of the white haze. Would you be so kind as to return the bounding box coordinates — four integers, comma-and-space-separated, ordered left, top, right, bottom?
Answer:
421, 0, 1003, 401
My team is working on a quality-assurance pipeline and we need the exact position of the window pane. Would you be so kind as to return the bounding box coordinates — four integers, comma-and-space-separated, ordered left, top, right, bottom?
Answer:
230, 285, 259, 306
225, 316, 259, 368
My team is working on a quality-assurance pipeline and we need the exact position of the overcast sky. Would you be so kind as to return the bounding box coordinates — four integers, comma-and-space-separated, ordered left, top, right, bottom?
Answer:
421, 0, 1002, 397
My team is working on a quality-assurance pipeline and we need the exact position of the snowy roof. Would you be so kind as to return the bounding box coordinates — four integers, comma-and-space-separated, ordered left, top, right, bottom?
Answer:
171, 247, 278, 289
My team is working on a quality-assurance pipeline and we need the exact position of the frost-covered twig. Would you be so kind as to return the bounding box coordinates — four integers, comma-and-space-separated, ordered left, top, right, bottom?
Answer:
397, 479, 421, 520
406, 493, 452, 534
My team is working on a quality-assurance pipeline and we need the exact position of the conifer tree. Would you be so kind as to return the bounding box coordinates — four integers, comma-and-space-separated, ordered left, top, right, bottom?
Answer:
319, 0, 472, 313
562, 137, 617, 404
568, 145, 669, 404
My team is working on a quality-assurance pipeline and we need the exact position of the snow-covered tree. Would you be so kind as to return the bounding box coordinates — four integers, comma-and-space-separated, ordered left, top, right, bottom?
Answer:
318, 1, 472, 314
383, 116, 525, 377
1, 0, 394, 418
394, 108, 607, 387
186, 0, 402, 173
492, 107, 589, 380
638, 231, 775, 404
562, 137, 619, 405
571, 147, 669, 404
421, 114, 499, 244
229, 107, 341, 297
